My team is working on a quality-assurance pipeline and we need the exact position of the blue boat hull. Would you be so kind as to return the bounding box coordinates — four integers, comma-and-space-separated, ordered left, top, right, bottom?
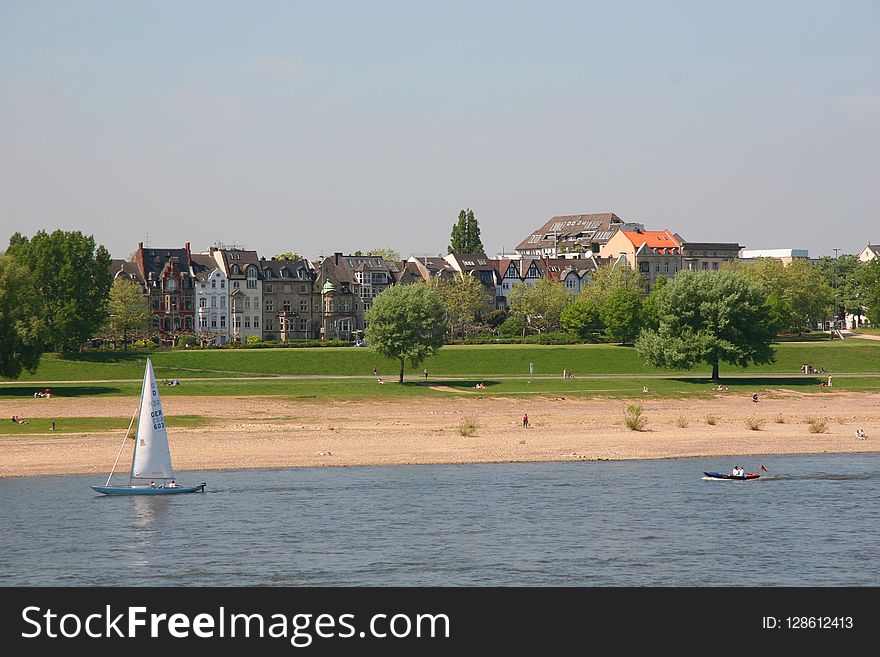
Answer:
91, 483, 206, 495
702, 472, 760, 481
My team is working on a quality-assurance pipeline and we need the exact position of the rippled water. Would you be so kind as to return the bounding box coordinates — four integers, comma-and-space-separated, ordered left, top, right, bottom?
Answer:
1, 453, 878, 586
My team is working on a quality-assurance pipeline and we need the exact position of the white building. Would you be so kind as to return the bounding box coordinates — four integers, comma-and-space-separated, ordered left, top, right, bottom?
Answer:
740, 248, 809, 264
192, 254, 229, 344
212, 247, 263, 343
858, 245, 880, 262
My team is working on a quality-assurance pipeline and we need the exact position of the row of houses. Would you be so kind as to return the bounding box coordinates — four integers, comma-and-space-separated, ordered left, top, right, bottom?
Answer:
110, 212, 877, 344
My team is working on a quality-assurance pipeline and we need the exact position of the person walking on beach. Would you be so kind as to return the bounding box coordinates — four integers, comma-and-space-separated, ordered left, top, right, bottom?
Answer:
522, 413, 529, 428
424, 368, 428, 380
752, 393, 759, 403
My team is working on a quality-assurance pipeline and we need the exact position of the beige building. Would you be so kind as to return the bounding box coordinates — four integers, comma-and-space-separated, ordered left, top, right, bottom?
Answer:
858, 245, 880, 262
599, 229, 683, 289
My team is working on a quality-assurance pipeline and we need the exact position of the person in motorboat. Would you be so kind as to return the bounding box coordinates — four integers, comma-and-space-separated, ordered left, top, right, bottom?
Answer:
168, 480, 178, 488
731, 466, 744, 477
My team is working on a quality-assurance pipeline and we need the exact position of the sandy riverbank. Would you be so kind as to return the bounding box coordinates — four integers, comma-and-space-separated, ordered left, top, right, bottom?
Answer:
1, 392, 878, 478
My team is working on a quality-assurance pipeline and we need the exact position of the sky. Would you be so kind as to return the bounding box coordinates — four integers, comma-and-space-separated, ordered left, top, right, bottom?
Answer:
1, 0, 878, 261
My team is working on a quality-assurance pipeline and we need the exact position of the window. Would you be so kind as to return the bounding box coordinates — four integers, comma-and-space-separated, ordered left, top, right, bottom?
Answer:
253, 317, 259, 328
712, 262, 719, 271
314, 302, 320, 313
283, 284, 292, 293
220, 280, 225, 289
300, 300, 308, 312
283, 300, 292, 312
220, 297, 226, 308
199, 317, 207, 328
265, 300, 274, 312
211, 318, 217, 328
220, 316, 226, 328
244, 317, 251, 329
299, 319, 308, 332
655, 264, 660, 273
266, 319, 274, 331
330, 301, 336, 313
211, 297, 216, 308
200, 298, 207, 308
245, 298, 251, 310
702, 262, 709, 270
233, 281, 239, 289
664, 262, 669, 273
265, 284, 273, 293
231, 264, 241, 275
247, 266, 257, 289
211, 280, 216, 289
166, 278, 178, 292
300, 285, 307, 293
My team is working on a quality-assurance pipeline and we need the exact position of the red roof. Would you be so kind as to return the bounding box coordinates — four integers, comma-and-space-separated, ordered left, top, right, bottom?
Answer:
620, 229, 681, 250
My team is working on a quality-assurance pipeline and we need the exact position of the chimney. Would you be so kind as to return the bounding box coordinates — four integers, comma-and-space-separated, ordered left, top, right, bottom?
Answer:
335, 252, 342, 265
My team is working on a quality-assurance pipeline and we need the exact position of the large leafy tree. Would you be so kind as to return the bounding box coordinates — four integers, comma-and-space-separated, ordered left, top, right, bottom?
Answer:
561, 296, 603, 341
507, 279, 573, 334
448, 208, 484, 254
729, 257, 833, 332
7, 231, 112, 351
365, 283, 447, 383
815, 254, 866, 321
0, 255, 46, 378
856, 259, 880, 327
579, 263, 646, 308
635, 270, 776, 380
600, 286, 643, 345
105, 278, 151, 349
429, 274, 487, 339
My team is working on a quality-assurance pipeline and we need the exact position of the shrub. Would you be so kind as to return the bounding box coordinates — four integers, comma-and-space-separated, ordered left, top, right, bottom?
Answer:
744, 417, 765, 431
176, 334, 198, 348
807, 417, 828, 434
458, 416, 479, 437
624, 404, 647, 431
706, 414, 718, 426
675, 416, 689, 428
246, 335, 261, 345
775, 413, 786, 424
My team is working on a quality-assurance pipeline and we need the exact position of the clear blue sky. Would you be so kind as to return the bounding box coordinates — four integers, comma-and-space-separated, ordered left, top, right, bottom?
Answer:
1, 0, 877, 260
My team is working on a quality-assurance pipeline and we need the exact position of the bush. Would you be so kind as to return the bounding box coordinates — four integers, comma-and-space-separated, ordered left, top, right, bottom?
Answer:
624, 404, 647, 431
176, 334, 198, 348
807, 417, 828, 434
246, 335, 261, 345
744, 417, 765, 431
775, 413, 786, 424
458, 416, 479, 437
706, 414, 718, 426
675, 416, 689, 428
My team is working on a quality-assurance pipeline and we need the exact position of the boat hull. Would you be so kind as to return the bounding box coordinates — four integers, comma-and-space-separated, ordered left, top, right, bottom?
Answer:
91, 483, 206, 495
702, 472, 760, 481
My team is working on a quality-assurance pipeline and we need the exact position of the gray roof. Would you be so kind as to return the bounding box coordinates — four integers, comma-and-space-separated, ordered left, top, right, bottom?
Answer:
515, 212, 636, 252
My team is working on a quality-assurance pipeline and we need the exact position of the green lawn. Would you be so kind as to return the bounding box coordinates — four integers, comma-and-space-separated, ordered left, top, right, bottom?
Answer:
5, 340, 880, 382
0, 415, 210, 435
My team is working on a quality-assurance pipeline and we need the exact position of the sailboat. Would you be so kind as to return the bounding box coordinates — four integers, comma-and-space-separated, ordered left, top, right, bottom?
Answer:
92, 358, 206, 495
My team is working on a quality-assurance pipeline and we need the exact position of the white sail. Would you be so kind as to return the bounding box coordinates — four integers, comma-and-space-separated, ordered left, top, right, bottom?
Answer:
131, 358, 174, 480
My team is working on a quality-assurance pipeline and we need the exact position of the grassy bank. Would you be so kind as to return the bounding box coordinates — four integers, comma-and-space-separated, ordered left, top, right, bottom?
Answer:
0, 415, 211, 435
2, 375, 878, 401
5, 340, 880, 382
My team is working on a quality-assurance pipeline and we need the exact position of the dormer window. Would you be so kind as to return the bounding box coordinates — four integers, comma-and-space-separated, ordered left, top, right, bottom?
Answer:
231, 264, 241, 275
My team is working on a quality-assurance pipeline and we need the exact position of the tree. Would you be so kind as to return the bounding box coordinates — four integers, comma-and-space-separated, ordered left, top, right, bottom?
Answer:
579, 263, 646, 308
6, 230, 112, 351
105, 278, 151, 349
448, 208, 484, 254
815, 254, 865, 320
856, 259, 880, 327
730, 257, 833, 333
429, 274, 487, 339
600, 286, 643, 345
0, 255, 45, 378
507, 279, 573, 334
635, 270, 776, 381
273, 251, 303, 261
365, 283, 447, 383
367, 247, 401, 262
640, 275, 667, 331
560, 296, 603, 341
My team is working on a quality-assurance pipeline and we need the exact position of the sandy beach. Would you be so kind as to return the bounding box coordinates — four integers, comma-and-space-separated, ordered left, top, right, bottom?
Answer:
1, 390, 878, 478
